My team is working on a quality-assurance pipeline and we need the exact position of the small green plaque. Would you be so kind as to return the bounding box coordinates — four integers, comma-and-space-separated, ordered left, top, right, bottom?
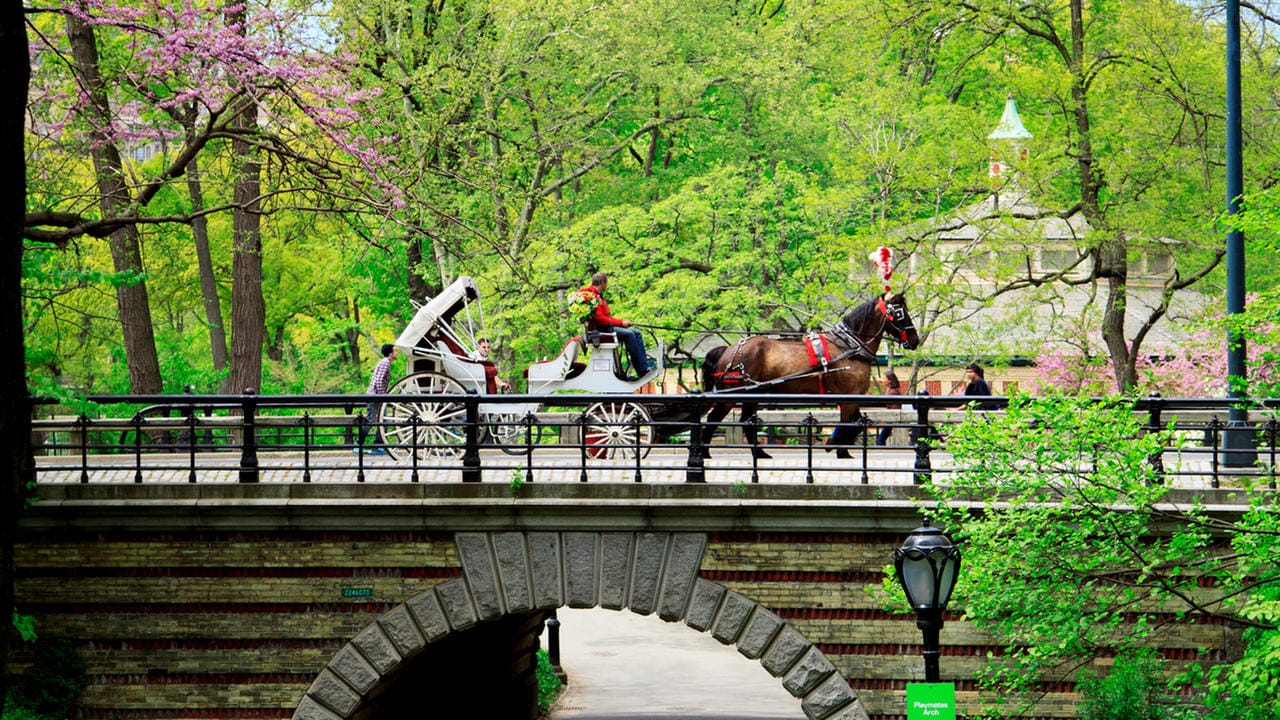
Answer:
906, 683, 956, 720
341, 587, 373, 598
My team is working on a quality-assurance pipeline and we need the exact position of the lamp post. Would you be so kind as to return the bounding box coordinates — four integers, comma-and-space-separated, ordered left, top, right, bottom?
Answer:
893, 519, 961, 683
1223, 0, 1257, 467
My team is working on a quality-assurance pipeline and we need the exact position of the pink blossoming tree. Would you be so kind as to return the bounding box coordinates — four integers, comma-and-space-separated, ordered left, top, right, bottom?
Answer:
25, 0, 397, 391
1029, 298, 1280, 398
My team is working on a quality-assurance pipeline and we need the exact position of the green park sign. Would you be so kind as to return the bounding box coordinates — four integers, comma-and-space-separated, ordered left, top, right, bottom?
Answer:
906, 683, 956, 720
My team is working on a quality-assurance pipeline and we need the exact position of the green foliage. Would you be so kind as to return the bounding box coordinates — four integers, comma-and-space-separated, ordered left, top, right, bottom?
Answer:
5, 637, 87, 720
509, 467, 525, 498
11, 613, 35, 644
1, 705, 50, 720
535, 648, 562, 713
1078, 650, 1184, 720
1196, 581, 1280, 720
924, 394, 1280, 717
25, 0, 1280, 401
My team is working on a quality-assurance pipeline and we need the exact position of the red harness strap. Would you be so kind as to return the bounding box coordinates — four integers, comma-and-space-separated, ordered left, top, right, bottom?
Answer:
713, 369, 746, 387
804, 333, 832, 394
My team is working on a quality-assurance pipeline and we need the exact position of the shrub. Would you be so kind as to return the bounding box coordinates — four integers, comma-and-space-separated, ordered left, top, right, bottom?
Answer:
1078, 650, 1185, 720
5, 637, 87, 720
535, 648, 563, 714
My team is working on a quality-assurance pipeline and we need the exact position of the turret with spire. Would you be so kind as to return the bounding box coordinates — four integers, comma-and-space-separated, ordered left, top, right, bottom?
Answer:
986, 94, 1033, 209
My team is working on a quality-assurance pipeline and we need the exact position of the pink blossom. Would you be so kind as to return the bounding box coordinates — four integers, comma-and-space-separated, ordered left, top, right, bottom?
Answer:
1029, 297, 1280, 397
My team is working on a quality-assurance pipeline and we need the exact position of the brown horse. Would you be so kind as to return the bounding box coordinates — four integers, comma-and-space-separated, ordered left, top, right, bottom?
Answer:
699, 293, 921, 459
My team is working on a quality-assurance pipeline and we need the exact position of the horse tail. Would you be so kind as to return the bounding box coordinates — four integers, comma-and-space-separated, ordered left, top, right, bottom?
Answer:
701, 345, 728, 391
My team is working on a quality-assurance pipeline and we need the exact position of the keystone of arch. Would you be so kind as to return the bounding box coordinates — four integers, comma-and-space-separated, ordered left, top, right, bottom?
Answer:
294, 531, 870, 720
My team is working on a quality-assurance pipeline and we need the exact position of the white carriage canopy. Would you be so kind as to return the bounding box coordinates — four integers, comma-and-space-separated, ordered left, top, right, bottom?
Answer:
394, 276, 486, 358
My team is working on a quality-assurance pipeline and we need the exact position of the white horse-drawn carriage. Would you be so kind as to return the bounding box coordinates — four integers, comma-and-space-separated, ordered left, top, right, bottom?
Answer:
378, 277, 665, 460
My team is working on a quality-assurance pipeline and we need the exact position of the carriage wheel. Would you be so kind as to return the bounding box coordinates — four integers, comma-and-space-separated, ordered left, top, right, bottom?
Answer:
485, 412, 544, 455
379, 372, 467, 461
582, 402, 652, 460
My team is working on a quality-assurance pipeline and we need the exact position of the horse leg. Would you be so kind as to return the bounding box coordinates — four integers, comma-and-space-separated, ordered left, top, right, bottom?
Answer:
742, 403, 772, 460
826, 406, 865, 460
699, 403, 733, 459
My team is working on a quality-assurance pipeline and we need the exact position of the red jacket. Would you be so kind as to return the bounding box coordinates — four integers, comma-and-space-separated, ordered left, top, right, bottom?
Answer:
580, 285, 627, 330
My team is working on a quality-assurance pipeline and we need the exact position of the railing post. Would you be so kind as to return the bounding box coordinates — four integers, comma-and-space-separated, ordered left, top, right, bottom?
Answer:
803, 413, 817, 484
462, 389, 481, 483
77, 412, 90, 484
1145, 392, 1165, 484
1208, 416, 1223, 489
132, 412, 144, 484
354, 411, 367, 457
913, 391, 933, 485
578, 411, 590, 483
632, 409, 643, 483
409, 412, 421, 483
858, 414, 871, 484
238, 388, 259, 484
685, 391, 705, 484
524, 412, 536, 484
355, 412, 367, 483
300, 413, 313, 484
748, 415, 762, 484
186, 398, 198, 484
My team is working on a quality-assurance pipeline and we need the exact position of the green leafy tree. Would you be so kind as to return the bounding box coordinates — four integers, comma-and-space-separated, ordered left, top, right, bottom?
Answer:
863, 0, 1280, 391
329, 0, 825, 351
923, 394, 1280, 717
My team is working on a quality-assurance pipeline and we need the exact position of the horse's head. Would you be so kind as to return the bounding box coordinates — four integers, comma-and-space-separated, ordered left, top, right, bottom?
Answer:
877, 293, 920, 350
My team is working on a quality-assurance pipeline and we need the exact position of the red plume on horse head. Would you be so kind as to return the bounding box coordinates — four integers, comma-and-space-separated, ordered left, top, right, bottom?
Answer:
869, 246, 894, 294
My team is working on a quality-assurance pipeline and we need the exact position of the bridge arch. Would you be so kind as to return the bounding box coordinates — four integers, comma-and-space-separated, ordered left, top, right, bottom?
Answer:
292, 531, 870, 720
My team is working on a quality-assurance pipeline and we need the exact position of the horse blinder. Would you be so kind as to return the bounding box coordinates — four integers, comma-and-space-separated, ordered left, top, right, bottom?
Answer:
883, 299, 914, 344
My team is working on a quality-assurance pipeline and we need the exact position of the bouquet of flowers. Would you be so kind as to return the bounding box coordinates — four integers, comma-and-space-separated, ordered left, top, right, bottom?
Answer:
568, 289, 601, 324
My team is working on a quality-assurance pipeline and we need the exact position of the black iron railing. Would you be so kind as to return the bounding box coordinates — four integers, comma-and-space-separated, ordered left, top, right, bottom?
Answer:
28, 392, 1280, 487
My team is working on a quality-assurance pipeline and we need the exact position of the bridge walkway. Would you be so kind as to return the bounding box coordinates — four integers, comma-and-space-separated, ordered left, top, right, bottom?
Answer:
32, 446, 1247, 488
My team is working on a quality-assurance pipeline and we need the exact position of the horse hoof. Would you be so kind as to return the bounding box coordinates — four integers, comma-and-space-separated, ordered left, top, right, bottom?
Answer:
836, 449, 852, 460
751, 448, 772, 461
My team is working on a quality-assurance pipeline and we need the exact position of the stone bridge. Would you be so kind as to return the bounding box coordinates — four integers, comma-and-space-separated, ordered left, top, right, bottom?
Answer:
18, 482, 1248, 720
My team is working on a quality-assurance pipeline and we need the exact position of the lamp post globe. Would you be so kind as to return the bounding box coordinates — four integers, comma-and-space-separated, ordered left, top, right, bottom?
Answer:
893, 518, 961, 683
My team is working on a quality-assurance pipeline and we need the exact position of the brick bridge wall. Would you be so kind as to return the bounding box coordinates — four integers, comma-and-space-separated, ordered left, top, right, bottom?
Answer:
17, 484, 1244, 720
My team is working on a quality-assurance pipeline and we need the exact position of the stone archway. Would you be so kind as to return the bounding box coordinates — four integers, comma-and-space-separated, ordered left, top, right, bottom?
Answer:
293, 532, 870, 720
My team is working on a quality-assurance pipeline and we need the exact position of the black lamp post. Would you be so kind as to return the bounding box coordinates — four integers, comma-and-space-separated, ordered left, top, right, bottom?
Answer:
893, 519, 961, 683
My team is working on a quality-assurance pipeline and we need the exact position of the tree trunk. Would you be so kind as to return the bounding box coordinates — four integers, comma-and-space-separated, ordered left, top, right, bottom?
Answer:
1099, 238, 1136, 391
0, 3, 32, 713
222, 0, 265, 394
186, 154, 229, 374
65, 14, 163, 393
1069, 0, 1134, 391
407, 234, 431, 305
225, 101, 265, 394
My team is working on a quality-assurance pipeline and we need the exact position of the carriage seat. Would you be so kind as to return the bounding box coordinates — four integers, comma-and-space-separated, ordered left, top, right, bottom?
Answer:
584, 328, 618, 348
427, 334, 492, 391
524, 336, 587, 382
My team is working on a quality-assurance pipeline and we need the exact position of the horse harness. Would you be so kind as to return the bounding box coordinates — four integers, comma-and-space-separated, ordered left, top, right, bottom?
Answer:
712, 339, 752, 388
713, 297, 914, 394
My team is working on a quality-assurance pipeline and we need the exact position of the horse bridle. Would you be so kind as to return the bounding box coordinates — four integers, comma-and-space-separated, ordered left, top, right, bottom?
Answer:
875, 296, 915, 346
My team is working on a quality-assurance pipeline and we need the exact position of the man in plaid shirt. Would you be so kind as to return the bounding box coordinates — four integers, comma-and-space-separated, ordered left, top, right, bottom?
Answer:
357, 344, 395, 454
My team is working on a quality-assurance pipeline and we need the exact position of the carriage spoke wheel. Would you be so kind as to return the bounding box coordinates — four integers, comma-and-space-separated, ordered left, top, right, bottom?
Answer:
583, 402, 652, 460
485, 412, 544, 455
379, 372, 467, 461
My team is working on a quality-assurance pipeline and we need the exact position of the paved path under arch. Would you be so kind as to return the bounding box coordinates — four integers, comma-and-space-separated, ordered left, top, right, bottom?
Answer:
546, 607, 805, 719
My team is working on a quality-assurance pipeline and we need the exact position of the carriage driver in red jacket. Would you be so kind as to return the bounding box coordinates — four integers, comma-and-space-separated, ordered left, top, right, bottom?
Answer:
580, 272, 656, 377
